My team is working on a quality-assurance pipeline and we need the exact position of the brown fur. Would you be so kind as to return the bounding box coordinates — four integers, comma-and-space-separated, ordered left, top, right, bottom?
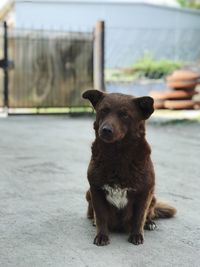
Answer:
82, 90, 176, 246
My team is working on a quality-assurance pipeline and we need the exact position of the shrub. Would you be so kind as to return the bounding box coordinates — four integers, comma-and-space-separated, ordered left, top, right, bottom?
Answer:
177, 0, 200, 9
127, 53, 183, 79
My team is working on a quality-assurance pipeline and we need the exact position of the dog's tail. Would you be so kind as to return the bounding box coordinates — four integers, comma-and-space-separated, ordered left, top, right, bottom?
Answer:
154, 201, 177, 219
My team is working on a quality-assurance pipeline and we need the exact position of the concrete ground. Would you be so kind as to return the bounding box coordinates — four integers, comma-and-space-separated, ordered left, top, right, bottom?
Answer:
0, 116, 199, 267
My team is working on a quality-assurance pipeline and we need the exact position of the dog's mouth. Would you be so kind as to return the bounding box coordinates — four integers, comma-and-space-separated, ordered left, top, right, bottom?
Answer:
99, 134, 114, 143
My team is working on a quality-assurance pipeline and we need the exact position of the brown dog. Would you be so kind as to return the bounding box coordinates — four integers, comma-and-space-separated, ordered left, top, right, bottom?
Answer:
83, 90, 176, 246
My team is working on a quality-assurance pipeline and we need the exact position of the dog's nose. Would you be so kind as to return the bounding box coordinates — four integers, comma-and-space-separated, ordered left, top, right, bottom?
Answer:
102, 125, 113, 136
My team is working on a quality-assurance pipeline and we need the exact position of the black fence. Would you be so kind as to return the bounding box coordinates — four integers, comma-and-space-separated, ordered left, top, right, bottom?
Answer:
0, 23, 95, 110
3, 22, 199, 110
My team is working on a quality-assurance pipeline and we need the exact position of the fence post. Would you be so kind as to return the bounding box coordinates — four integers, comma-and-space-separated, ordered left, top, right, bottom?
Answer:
3, 21, 9, 109
94, 20, 105, 91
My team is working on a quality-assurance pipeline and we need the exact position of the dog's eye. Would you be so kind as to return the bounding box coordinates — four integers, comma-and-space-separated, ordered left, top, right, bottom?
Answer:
100, 108, 110, 115
119, 111, 129, 119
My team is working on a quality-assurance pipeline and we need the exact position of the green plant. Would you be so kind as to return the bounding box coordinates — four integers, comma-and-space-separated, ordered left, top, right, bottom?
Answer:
127, 53, 183, 79
177, 0, 200, 9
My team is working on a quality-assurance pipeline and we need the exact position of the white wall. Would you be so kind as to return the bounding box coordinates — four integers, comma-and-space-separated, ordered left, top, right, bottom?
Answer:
15, 2, 200, 29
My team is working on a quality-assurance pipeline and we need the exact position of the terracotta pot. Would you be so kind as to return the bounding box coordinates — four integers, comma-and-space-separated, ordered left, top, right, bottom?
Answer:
153, 100, 165, 109
150, 90, 196, 100
164, 100, 195, 110
166, 70, 200, 81
167, 80, 198, 89
172, 86, 196, 91
194, 101, 200, 109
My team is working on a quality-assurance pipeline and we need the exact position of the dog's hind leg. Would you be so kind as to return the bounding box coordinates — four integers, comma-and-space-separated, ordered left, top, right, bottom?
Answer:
144, 196, 157, 231
86, 190, 94, 219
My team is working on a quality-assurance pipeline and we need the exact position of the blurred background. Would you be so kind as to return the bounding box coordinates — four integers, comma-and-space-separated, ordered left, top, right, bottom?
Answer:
1, 0, 200, 113
0, 2, 200, 267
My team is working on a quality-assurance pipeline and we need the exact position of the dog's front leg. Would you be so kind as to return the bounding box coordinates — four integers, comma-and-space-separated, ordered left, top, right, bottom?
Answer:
128, 189, 154, 245
90, 186, 110, 246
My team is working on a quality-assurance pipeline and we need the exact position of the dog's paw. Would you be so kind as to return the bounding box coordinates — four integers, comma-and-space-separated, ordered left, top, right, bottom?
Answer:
128, 233, 144, 245
93, 233, 110, 246
92, 218, 96, 227
144, 220, 157, 231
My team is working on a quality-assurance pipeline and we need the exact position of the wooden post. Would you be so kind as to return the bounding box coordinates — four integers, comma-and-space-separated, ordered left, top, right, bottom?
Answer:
94, 20, 105, 91
4, 21, 9, 108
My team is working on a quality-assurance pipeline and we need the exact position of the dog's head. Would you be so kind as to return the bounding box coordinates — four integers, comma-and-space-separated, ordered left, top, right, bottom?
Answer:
82, 90, 154, 143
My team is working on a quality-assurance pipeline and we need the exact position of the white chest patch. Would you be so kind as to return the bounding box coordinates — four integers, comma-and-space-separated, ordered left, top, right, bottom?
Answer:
102, 184, 130, 209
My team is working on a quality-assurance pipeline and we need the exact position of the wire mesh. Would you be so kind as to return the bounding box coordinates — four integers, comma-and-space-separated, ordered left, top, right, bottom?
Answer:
105, 27, 200, 96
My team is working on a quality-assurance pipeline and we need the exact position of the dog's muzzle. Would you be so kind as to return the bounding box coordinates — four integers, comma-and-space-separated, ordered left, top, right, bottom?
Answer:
99, 124, 114, 142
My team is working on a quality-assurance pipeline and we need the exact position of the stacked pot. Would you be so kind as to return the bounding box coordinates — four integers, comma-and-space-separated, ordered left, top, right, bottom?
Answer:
150, 70, 200, 110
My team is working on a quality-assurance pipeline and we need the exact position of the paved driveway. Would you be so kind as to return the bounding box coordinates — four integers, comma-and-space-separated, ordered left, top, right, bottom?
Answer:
0, 116, 199, 267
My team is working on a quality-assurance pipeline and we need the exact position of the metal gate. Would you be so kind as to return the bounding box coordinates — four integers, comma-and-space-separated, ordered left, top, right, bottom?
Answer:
0, 22, 95, 111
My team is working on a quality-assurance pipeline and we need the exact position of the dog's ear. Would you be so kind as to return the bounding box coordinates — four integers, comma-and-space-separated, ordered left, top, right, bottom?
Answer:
134, 96, 154, 119
82, 89, 105, 108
